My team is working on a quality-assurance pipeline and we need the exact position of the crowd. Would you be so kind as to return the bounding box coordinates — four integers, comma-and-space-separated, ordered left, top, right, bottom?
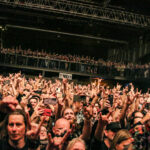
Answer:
0, 47, 150, 78
0, 72, 150, 150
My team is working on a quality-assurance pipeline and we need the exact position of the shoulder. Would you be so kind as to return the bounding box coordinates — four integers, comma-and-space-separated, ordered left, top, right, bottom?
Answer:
0, 138, 9, 150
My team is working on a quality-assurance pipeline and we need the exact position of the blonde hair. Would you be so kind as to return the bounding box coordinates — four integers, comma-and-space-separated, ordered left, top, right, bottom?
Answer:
110, 129, 132, 150
66, 138, 86, 150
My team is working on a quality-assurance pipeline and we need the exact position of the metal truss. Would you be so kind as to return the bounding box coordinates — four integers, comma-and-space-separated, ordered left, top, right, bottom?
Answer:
0, 0, 150, 28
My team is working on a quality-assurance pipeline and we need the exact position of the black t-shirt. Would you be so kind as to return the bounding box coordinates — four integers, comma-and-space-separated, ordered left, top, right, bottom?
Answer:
90, 137, 109, 150
0, 139, 28, 150
0, 137, 40, 150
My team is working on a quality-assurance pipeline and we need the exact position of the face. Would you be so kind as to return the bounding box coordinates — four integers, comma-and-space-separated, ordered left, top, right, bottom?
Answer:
86, 97, 90, 105
53, 119, 70, 136
63, 108, 75, 124
105, 130, 116, 141
75, 101, 81, 109
139, 97, 144, 104
93, 107, 98, 118
95, 104, 99, 111
108, 116, 113, 123
39, 126, 48, 140
69, 141, 86, 150
116, 139, 133, 150
30, 98, 37, 109
7, 115, 26, 142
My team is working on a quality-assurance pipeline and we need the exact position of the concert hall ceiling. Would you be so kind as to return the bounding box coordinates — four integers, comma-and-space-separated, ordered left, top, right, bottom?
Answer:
0, 0, 150, 59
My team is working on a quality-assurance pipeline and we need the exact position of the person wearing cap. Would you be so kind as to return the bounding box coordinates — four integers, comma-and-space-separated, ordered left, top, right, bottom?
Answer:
91, 112, 121, 150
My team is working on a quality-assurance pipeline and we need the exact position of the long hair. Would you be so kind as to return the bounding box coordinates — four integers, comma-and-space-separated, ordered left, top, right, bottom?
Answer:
110, 129, 132, 150
3, 109, 27, 137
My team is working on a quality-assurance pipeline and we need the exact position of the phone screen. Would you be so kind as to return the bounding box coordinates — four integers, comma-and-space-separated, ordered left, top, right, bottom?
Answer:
43, 98, 57, 105
80, 95, 86, 100
108, 95, 113, 106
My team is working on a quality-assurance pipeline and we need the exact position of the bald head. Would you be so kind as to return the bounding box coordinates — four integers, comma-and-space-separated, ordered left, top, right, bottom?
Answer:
53, 118, 70, 136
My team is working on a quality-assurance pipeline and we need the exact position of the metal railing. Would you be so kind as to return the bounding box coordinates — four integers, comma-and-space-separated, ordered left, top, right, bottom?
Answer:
0, 52, 149, 79
0, 0, 150, 28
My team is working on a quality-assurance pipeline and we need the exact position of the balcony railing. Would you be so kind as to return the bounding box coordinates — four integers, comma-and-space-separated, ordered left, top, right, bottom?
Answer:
0, 52, 149, 80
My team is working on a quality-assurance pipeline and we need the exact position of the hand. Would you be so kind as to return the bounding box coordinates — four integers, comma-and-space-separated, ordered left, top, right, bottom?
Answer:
98, 78, 103, 83
140, 111, 150, 124
37, 107, 44, 116
26, 113, 46, 140
0, 96, 18, 113
101, 99, 111, 110
46, 129, 71, 150
62, 78, 68, 84
126, 94, 137, 106
116, 83, 121, 90
98, 112, 110, 126
83, 106, 93, 120
39, 74, 42, 79
57, 96, 64, 108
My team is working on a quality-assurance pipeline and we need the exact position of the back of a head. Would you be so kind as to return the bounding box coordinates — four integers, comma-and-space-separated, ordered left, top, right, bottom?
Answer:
110, 129, 132, 150
66, 138, 86, 150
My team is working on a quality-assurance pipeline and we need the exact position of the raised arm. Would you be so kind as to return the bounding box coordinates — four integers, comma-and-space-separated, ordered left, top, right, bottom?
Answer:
80, 106, 93, 141
94, 112, 109, 141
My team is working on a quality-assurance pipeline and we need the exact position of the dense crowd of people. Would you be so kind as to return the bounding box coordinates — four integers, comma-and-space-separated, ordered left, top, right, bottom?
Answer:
0, 72, 150, 150
0, 47, 150, 79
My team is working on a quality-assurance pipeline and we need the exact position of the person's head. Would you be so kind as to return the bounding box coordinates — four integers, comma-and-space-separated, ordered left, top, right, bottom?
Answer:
28, 96, 39, 109
66, 138, 86, 150
53, 118, 70, 136
94, 103, 99, 111
73, 95, 82, 110
130, 111, 143, 128
92, 107, 98, 118
85, 96, 90, 105
131, 113, 144, 134
111, 129, 133, 150
5, 109, 27, 144
139, 96, 144, 104
39, 126, 48, 140
104, 122, 121, 141
63, 107, 75, 124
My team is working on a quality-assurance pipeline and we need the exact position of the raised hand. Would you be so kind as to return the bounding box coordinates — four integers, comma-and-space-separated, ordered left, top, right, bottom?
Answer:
26, 115, 46, 140
100, 99, 111, 110
99, 112, 110, 126
126, 91, 139, 106
46, 129, 71, 150
83, 106, 93, 120
62, 78, 68, 85
0, 95, 18, 113
116, 83, 121, 91
94, 112, 110, 141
